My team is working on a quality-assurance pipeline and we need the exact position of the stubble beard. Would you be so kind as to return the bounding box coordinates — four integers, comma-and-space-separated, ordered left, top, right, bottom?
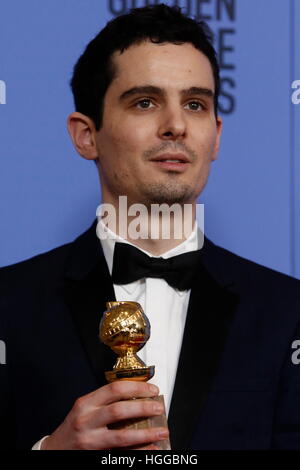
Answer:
139, 179, 195, 206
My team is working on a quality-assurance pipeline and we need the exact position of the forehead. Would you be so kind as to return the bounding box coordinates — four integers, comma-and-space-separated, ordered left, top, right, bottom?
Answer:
110, 41, 215, 93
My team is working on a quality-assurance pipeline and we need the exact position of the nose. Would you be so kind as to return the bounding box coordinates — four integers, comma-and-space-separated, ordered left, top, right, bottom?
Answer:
158, 105, 187, 140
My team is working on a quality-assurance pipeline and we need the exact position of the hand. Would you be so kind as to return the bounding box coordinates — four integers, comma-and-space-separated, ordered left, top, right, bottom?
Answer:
41, 381, 169, 450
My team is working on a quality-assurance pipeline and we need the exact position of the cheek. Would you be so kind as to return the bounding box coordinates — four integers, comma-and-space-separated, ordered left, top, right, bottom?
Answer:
99, 128, 147, 180
195, 128, 218, 158
109, 121, 146, 155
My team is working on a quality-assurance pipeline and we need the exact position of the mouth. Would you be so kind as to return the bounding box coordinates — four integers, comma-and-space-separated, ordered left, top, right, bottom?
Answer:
149, 153, 190, 172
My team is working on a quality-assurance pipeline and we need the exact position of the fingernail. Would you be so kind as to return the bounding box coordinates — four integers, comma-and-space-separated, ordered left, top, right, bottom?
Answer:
149, 384, 159, 394
157, 429, 169, 439
154, 404, 164, 414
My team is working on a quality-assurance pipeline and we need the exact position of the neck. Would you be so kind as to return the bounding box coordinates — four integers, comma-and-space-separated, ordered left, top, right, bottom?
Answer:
98, 196, 197, 256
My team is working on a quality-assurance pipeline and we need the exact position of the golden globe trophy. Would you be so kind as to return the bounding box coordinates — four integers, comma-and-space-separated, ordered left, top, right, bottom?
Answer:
99, 301, 171, 450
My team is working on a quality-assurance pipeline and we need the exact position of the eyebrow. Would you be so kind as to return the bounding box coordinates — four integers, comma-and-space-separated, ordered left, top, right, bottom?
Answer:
119, 85, 214, 101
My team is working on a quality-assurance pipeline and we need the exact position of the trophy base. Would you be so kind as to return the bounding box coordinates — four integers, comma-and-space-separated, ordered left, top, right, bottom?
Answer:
105, 366, 155, 383
108, 395, 171, 450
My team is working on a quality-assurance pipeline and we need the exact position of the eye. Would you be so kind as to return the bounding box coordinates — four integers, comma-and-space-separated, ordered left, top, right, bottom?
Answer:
184, 101, 204, 112
135, 99, 155, 110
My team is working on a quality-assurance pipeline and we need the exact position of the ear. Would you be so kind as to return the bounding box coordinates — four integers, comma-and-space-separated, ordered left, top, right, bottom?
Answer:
67, 112, 98, 161
211, 116, 222, 162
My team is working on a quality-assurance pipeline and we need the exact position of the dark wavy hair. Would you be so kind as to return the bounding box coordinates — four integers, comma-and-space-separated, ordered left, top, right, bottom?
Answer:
70, 3, 220, 130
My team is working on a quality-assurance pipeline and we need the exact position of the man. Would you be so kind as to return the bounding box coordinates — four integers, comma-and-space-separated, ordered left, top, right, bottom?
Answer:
1, 4, 300, 450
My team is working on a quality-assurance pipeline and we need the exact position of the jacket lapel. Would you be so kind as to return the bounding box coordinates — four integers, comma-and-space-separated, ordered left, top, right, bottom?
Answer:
63, 221, 116, 386
168, 238, 238, 449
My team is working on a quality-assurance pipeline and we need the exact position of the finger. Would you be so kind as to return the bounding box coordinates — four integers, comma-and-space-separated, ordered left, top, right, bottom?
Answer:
85, 381, 160, 408
99, 426, 169, 450
89, 397, 164, 428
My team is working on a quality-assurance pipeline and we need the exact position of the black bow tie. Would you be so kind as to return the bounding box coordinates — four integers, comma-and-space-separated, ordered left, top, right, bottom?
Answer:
111, 242, 202, 291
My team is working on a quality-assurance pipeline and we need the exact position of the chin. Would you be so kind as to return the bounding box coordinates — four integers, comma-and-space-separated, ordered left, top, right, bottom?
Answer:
140, 183, 195, 206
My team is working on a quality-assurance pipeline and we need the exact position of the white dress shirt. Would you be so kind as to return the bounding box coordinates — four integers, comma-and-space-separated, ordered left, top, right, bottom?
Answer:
97, 218, 199, 415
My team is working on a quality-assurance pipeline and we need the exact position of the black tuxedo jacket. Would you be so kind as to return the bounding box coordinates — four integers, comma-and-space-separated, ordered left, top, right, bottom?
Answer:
1, 221, 300, 450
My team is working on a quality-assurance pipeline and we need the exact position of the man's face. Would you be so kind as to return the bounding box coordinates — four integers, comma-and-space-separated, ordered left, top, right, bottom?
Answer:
95, 41, 222, 207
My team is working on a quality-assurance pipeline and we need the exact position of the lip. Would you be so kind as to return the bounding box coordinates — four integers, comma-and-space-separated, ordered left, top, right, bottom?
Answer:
150, 153, 190, 163
149, 153, 190, 172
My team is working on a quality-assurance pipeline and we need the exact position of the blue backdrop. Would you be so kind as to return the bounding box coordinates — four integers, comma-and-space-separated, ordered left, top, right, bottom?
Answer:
0, 0, 299, 279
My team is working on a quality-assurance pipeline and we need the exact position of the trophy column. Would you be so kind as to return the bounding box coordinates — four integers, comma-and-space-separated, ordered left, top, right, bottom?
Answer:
99, 301, 171, 450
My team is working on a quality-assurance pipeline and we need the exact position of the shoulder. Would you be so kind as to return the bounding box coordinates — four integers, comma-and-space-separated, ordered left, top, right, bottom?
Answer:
202, 241, 300, 364
0, 239, 73, 287
202, 239, 300, 334
202, 237, 300, 292
0, 220, 99, 288
0, 240, 74, 338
